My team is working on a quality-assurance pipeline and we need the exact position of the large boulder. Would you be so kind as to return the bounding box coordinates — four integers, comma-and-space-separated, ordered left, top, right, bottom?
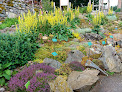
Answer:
99, 45, 122, 72
67, 69, 99, 91
90, 74, 122, 92
43, 58, 62, 69
65, 50, 85, 63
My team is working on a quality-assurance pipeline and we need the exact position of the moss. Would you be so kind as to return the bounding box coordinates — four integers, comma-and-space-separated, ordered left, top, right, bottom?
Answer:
92, 59, 104, 70
89, 53, 102, 59
55, 63, 72, 76
34, 43, 71, 63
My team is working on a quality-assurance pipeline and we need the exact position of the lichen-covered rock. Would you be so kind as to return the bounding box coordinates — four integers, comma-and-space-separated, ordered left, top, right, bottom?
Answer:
43, 58, 62, 69
99, 45, 122, 72
49, 75, 73, 92
67, 69, 99, 90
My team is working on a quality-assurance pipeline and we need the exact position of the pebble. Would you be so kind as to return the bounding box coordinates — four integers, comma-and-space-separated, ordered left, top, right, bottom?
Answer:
0, 88, 5, 92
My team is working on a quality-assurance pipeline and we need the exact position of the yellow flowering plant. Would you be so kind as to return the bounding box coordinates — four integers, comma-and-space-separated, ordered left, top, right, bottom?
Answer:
108, 8, 113, 15
87, 3, 92, 13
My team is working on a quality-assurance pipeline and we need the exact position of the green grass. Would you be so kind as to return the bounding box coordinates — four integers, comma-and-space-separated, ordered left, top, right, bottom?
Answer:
0, 18, 18, 30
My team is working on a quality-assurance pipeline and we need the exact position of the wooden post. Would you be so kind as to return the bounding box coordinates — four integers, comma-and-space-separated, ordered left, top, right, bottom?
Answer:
54, 2, 55, 11
99, 0, 100, 11
101, 0, 103, 11
32, 0, 34, 13
89, 0, 91, 6
108, 0, 110, 11
93, 0, 94, 11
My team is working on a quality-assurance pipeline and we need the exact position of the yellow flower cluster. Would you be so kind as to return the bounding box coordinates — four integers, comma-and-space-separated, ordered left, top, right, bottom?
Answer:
72, 31, 81, 40
17, 10, 38, 33
87, 3, 92, 13
39, 8, 68, 27
108, 8, 113, 15
92, 11, 104, 25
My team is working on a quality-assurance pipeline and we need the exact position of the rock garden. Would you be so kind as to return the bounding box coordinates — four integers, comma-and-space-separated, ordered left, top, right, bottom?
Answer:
0, 0, 122, 92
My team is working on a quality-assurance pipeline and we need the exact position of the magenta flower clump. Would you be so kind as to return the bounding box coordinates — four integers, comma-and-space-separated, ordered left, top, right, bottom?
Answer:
8, 63, 56, 92
69, 61, 85, 71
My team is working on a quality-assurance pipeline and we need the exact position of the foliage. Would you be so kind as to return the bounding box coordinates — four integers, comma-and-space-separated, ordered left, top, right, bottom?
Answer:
8, 63, 56, 92
111, 6, 117, 11
55, 64, 72, 76
106, 71, 114, 75
0, 63, 12, 86
92, 25, 101, 34
50, 24, 73, 41
0, 18, 18, 30
70, 17, 81, 29
87, 3, 92, 13
115, 8, 121, 12
42, 0, 54, 12
0, 31, 39, 70
34, 43, 71, 63
86, 13, 93, 21
119, 21, 122, 27
69, 61, 85, 71
79, 7, 87, 13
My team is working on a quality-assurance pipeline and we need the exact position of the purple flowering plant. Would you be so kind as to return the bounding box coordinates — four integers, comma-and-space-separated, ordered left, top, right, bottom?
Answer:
69, 61, 85, 71
8, 63, 56, 92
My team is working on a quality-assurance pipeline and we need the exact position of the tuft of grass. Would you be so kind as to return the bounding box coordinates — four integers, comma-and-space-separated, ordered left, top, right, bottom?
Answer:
0, 18, 18, 30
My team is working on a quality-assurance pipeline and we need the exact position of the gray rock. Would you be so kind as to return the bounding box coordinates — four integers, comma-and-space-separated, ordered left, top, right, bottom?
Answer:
0, 88, 5, 92
0, 14, 6, 17
72, 38, 79, 42
67, 69, 99, 91
43, 58, 62, 69
65, 50, 85, 63
6, 12, 17, 18
113, 40, 122, 48
84, 33, 103, 41
99, 45, 122, 72
90, 74, 122, 92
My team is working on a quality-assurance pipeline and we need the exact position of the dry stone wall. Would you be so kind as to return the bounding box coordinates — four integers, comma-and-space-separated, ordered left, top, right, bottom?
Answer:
0, 0, 41, 21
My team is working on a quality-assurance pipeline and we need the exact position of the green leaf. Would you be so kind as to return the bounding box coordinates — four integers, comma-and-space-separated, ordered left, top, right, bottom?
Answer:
2, 74, 11, 80
106, 71, 114, 75
5, 69, 11, 75
3, 63, 12, 69
0, 78, 5, 86
25, 81, 30, 89
0, 64, 2, 69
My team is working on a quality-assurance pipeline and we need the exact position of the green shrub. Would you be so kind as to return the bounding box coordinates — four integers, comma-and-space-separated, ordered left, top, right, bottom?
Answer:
115, 8, 121, 12
119, 21, 122, 27
106, 15, 117, 21
0, 18, 18, 30
50, 24, 73, 41
0, 63, 12, 86
79, 7, 87, 13
0, 31, 39, 70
